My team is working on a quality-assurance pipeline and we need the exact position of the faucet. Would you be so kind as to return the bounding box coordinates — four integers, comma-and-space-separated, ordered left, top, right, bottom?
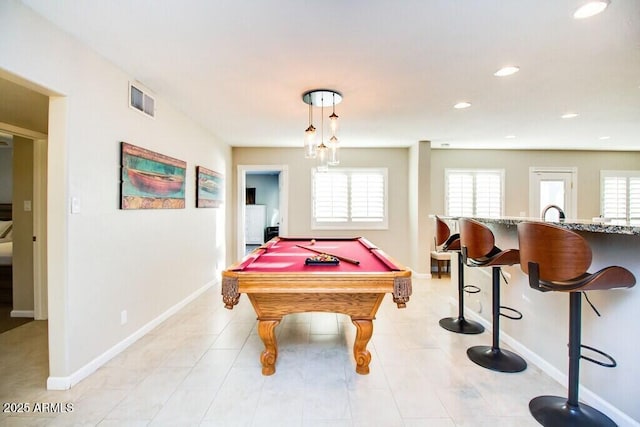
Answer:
541, 204, 566, 222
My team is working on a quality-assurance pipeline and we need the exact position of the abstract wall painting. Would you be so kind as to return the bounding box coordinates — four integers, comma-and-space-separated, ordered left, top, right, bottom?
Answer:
196, 166, 224, 208
120, 142, 186, 209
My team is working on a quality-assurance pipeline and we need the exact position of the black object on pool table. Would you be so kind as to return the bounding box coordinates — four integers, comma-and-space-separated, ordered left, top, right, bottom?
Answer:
296, 244, 360, 265
305, 254, 340, 266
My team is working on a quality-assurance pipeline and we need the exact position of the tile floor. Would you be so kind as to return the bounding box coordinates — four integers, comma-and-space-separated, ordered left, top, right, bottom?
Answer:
0, 276, 567, 426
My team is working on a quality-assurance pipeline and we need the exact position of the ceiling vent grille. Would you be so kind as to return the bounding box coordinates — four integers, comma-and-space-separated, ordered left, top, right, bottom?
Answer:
129, 82, 155, 118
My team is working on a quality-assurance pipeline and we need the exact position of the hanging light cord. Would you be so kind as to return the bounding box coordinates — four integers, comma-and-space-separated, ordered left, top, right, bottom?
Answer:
320, 94, 324, 146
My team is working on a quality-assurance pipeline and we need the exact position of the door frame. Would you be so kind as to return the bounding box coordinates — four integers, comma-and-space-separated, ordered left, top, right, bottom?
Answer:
529, 166, 578, 219
236, 164, 289, 261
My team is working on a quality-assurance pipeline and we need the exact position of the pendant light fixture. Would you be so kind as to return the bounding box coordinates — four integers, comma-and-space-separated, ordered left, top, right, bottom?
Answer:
302, 89, 342, 169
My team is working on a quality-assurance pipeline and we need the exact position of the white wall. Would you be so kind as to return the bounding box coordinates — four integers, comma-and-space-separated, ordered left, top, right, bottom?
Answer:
1, 0, 231, 384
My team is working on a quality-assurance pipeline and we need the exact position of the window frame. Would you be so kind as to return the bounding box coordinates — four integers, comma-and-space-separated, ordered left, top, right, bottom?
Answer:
444, 168, 505, 217
311, 167, 389, 230
600, 170, 640, 224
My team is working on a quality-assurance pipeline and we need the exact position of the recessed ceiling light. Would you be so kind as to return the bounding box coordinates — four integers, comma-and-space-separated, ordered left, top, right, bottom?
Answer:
505, 135, 516, 139
599, 136, 611, 140
454, 102, 471, 109
573, 0, 610, 19
561, 113, 579, 119
494, 66, 520, 77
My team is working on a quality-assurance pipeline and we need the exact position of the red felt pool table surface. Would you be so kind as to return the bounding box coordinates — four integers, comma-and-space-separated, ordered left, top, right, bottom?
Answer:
234, 237, 399, 273
221, 236, 412, 376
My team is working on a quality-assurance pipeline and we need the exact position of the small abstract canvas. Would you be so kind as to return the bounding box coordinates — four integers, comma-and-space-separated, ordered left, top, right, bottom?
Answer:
196, 166, 224, 208
120, 142, 186, 209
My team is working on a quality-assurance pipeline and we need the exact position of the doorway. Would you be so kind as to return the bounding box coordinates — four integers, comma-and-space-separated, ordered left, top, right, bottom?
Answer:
236, 165, 289, 261
529, 167, 577, 220
0, 128, 48, 325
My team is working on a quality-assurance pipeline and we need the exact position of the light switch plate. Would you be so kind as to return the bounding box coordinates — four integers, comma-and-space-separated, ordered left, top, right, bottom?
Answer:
71, 197, 81, 214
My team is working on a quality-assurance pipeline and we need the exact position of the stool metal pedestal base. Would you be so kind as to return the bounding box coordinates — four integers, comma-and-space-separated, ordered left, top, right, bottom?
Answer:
529, 395, 616, 427
467, 346, 527, 373
439, 317, 484, 334
439, 252, 484, 335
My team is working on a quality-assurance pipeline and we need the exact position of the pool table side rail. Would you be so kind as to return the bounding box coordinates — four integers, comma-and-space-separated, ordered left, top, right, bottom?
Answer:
222, 271, 412, 309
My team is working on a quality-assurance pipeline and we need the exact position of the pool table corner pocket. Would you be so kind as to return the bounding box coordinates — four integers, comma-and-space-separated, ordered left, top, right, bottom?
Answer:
393, 276, 412, 308
222, 276, 240, 309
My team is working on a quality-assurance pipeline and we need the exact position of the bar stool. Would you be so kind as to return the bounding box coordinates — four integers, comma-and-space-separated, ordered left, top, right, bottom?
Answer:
435, 217, 484, 334
518, 222, 635, 427
459, 218, 527, 373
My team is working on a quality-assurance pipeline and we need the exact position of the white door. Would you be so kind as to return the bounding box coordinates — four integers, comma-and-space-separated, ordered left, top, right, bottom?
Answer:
529, 168, 577, 220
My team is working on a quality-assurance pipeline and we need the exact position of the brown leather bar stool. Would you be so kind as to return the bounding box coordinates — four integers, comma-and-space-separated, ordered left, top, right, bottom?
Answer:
518, 222, 636, 427
459, 218, 527, 373
435, 217, 484, 334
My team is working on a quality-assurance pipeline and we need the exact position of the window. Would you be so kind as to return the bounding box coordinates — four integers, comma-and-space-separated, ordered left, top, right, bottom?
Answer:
600, 171, 640, 224
445, 169, 504, 217
312, 168, 388, 229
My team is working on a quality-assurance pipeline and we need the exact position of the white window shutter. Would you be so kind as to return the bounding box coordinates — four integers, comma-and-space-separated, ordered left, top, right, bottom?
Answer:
313, 172, 348, 222
446, 170, 503, 217
602, 176, 627, 220
601, 171, 640, 223
629, 177, 640, 222
312, 168, 388, 229
447, 173, 474, 216
351, 172, 385, 222
475, 173, 501, 217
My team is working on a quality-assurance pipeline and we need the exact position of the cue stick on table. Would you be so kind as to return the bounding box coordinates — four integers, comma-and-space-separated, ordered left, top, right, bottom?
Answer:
295, 244, 360, 265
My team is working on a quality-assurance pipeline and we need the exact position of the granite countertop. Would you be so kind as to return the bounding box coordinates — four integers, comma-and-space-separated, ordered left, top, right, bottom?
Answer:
438, 216, 640, 236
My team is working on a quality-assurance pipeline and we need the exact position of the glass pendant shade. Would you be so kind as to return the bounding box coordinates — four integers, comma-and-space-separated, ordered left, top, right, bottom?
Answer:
316, 142, 329, 172
328, 135, 339, 166
304, 125, 317, 158
329, 112, 339, 134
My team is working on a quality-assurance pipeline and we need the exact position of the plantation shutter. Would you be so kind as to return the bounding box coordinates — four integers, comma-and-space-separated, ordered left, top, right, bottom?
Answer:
446, 173, 474, 216
312, 168, 388, 229
446, 170, 503, 217
351, 172, 385, 222
313, 171, 348, 222
630, 177, 640, 223
602, 176, 627, 221
601, 171, 640, 224
475, 172, 502, 217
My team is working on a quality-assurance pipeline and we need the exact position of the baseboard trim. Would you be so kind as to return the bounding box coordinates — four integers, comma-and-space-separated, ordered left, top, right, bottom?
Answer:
46, 280, 216, 391
412, 271, 431, 279
11, 310, 34, 318
449, 297, 639, 427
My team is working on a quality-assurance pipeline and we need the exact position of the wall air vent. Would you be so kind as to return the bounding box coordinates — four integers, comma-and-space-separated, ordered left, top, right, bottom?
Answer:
129, 82, 155, 118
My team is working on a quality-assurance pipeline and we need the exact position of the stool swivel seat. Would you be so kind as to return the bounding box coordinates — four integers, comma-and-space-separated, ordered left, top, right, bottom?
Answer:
435, 217, 484, 334
459, 218, 527, 373
518, 222, 636, 427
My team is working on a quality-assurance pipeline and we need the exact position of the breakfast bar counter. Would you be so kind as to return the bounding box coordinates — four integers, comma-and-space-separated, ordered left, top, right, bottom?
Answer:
456, 216, 640, 236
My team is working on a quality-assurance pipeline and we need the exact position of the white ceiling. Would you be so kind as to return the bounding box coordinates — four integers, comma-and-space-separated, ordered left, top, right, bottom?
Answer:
21, 0, 640, 150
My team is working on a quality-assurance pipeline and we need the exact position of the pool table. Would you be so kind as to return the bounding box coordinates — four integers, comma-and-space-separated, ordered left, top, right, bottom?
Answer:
222, 237, 412, 375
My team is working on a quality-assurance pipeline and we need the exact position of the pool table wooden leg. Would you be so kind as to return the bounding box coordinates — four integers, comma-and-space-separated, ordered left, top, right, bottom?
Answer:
257, 318, 281, 376
351, 318, 373, 375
